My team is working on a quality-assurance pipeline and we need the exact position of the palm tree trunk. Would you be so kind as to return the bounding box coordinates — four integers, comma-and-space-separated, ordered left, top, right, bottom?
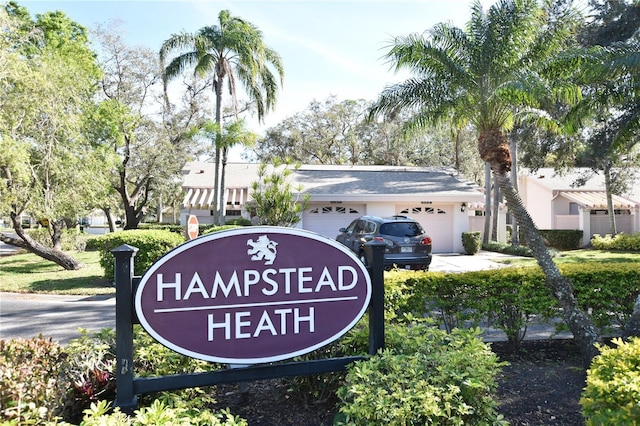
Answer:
491, 174, 499, 241
510, 137, 519, 246
218, 145, 229, 226
483, 163, 492, 244
495, 171, 599, 365
213, 76, 224, 226
604, 161, 617, 235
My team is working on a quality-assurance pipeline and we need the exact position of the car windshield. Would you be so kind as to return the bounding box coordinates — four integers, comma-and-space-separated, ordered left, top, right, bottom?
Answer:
379, 222, 424, 238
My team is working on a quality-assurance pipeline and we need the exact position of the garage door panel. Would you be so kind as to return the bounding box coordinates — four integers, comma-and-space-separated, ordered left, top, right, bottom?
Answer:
397, 205, 453, 253
303, 205, 364, 239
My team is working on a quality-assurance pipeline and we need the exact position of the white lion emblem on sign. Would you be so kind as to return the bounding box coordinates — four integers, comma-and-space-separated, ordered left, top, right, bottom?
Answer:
247, 235, 278, 265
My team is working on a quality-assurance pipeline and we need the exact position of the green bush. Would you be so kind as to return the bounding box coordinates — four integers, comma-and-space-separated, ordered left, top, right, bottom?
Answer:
561, 263, 640, 333
202, 224, 242, 235
58, 329, 118, 424
591, 232, 640, 251
1, 327, 235, 425
401, 268, 559, 347
137, 222, 185, 234
397, 263, 640, 345
482, 241, 534, 257
94, 230, 186, 279
81, 400, 248, 425
225, 217, 252, 226
581, 337, 640, 425
539, 229, 584, 250
462, 231, 482, 254
0, 336, 67, 424
336, 325, 507, 425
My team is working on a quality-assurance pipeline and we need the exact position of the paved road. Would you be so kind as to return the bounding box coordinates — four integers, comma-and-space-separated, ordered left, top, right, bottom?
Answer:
1, 292, 115, 344
1, 252, 550, 345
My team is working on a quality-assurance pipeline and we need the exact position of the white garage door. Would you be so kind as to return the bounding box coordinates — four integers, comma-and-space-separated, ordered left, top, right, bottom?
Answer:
397, 205, 453, 253
302, 204, 364, 239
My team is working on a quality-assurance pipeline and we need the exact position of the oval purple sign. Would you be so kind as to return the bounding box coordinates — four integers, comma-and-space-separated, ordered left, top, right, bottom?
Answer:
134, 227, 371, 364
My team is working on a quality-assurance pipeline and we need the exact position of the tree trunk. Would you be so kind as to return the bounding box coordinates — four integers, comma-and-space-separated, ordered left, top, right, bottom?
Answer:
483, 163, 492, 244
102, 207, 115, 233
604, 161, 617, 235
495, 172, 599, 365
454, 130, 461, 172
510, 137, 519, 246
218, 145, 229, 226
491, 174, 499, 242
1, 214, 81, 270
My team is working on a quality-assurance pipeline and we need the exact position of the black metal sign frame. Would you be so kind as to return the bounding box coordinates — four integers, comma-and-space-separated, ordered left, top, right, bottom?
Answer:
111, 241, 386, 413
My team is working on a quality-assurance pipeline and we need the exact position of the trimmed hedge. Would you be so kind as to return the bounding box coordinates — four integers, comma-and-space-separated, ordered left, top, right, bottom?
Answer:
462, 231, 482, 255
539, 229, 583, 250
395, 263, 640, 346
93, 230, 186, 279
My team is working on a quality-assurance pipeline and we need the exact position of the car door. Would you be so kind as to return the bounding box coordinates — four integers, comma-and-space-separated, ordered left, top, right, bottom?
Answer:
336, 219, 358, 252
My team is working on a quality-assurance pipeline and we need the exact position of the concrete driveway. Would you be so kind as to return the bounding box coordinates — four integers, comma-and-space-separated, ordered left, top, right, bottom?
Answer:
429, 251, 521, 273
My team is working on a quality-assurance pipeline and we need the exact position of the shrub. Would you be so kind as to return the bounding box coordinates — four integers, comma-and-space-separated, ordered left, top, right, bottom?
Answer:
591, 232, 640, 251
462, 231, 482, 255
58, 329, 118, 424
336, 325, 507, 425
202, 225, 242, 235
562, 263, 640, 333
81, 400, 248, 425
482, 241, 534, 257
400, 268, 559, 347
0, 336, 66, 424
94, 230, 186, 279
539, 229, 583, 250
225, 217, 252, 226
581, 337, 640, 425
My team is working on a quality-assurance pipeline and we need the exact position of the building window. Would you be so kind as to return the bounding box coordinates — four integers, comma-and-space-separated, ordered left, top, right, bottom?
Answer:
226, 210, 241, 217
569, 202, 579, 215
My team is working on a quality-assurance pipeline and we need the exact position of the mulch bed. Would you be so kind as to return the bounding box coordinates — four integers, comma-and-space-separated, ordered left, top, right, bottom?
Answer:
212, 339, 587, 425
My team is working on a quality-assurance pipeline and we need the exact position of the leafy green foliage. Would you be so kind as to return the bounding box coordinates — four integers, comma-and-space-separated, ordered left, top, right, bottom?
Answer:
581, 337, 640, 425
482, 241, 534, 257
591, 232, 640, 251
80, 400, 248, 425
397, 264, 640, 346
58, 329, 117, 424
336, 325, 507, 425
562, 263, 640, 332
462, 231, 482, 254
0, 336, 66, 424
539, 229, 584, 250
26, 227, 88, 252
94, 230, 185, 279
250, 161, 310, 226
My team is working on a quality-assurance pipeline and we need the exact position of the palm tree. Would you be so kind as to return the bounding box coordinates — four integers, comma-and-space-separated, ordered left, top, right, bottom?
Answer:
370, 0, 600, 362
160, 10, 284, 225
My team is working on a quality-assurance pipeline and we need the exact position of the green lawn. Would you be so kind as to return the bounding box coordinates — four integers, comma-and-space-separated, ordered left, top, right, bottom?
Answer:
0, 250, 113, 296
496, 248, 639, 267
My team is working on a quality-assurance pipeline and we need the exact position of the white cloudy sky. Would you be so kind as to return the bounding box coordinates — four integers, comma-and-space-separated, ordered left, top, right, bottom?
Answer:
23, 0, 502, 157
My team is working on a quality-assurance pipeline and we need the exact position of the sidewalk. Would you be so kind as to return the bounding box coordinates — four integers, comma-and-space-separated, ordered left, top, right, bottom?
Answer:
429, 251, 522, 273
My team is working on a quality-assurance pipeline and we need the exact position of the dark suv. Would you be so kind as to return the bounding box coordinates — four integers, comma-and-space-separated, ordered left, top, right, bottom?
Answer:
336, 215, 432, 270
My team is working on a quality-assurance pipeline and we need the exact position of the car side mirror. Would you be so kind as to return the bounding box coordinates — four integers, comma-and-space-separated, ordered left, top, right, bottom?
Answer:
339, 227, 347, 233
